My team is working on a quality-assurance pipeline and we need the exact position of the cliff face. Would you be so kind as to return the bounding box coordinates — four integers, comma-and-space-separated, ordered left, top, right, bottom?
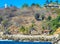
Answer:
0, 6, 58, 35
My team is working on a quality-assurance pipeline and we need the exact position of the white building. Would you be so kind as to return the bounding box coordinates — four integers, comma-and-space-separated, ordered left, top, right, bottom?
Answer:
4, 4, 8, 8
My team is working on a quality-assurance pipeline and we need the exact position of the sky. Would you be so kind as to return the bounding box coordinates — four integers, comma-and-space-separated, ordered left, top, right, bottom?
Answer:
0, 0, 60, 8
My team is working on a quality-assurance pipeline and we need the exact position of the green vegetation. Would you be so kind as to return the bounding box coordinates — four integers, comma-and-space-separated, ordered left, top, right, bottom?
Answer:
19, 26, 25, 32
41, 15, 45, 20
1, 20, 8, 27
19, 26, 29, 34
47, 15, 52, 21
0, 3, 60, 35
42, 15, 60, 34
22, 3, 28, 8
0, 16, 3, 22
52, 8, 60, 15
31, 20, 35, 28
31, 3, 41, 7
35, 4, 40, 7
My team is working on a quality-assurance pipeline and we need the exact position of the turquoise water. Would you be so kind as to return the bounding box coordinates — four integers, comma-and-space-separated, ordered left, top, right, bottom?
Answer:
0, 41, 52, 44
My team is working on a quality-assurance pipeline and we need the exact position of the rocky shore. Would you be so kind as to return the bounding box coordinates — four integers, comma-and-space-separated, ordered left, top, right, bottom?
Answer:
0, 34, 60, 44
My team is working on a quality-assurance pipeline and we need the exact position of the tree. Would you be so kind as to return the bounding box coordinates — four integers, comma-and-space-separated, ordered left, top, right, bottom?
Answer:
57, 15, 60, 21
20, 26, 25, 32
24, 27, 30, 35
31, 3, 40, 7
48, 15, 60, 34
47, 16, 51, 21
31, 3, 36, 6
4, 29, 11, 35
35, 13, 40, 20
47, 23, 51, 30
35, 4, 40, 7
1, 20, 8, 27
0, 16, 3, 23
41, 14, 60, 35
22, 3, 28, 8
41, 15, 45, 20
42, 25, 45, 30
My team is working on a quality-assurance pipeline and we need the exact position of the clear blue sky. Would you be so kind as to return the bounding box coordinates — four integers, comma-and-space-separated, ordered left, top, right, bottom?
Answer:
0, 0, 60, 8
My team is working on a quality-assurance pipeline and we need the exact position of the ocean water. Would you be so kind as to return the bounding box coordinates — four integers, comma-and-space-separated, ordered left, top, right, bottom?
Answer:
0, 41, 52, 44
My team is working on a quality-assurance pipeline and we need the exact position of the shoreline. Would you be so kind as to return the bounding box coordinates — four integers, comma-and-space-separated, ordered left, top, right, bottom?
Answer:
0, 34, 59, 42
